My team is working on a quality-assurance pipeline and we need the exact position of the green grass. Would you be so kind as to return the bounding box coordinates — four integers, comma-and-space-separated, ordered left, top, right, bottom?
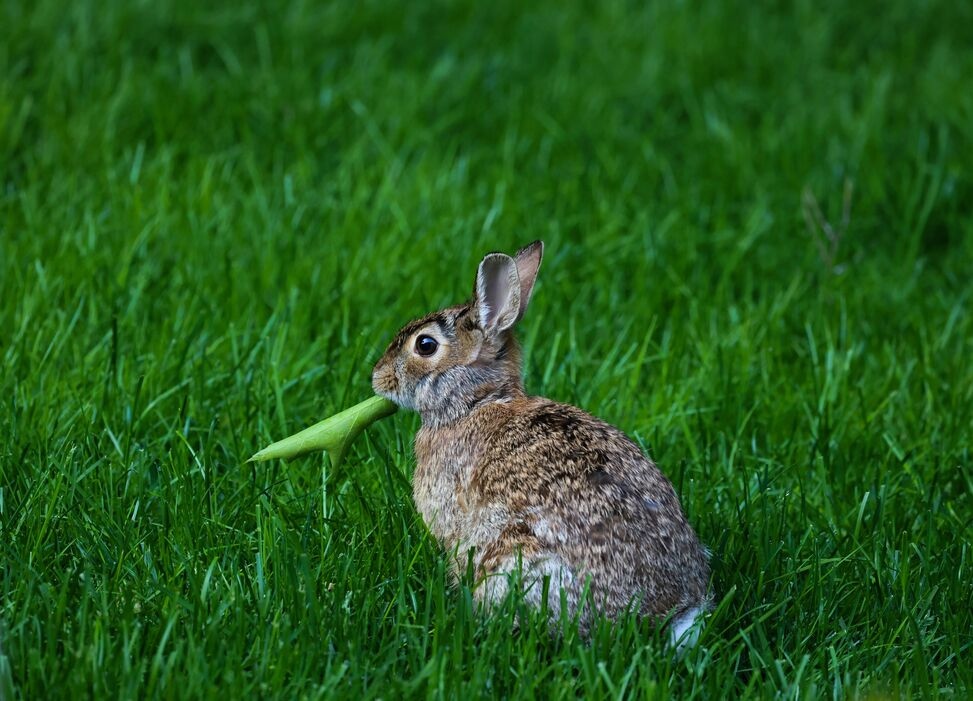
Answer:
2, 0, 972, 697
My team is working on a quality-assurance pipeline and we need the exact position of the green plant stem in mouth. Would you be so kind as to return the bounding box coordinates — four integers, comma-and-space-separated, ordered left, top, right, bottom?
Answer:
248, 395, 398, 468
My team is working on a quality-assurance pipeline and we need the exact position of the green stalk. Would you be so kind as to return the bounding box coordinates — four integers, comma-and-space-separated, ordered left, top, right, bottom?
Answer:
248, 395, 398, 468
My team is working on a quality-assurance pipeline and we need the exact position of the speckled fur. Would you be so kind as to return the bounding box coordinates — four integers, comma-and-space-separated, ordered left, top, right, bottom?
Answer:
372, 242, 710, 638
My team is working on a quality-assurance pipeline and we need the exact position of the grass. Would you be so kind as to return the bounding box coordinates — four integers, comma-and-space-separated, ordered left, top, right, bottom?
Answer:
2, 0, 972, 697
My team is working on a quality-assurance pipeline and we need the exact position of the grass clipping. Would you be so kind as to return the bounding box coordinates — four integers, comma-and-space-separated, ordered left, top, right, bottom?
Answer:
248, 395, 397, 468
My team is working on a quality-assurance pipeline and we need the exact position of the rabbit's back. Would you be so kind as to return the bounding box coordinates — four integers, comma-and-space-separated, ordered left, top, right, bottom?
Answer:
414, 396, 709, 623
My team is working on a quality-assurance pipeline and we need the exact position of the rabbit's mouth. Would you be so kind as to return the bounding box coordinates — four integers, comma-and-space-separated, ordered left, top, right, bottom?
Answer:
375, 386, 414, 411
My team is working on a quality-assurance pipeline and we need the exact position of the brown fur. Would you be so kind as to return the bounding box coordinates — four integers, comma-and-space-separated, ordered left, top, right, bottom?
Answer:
372, 242, 710, 636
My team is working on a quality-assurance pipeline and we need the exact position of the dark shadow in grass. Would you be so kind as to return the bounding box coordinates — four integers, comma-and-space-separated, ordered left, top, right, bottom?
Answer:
0, 625, 15, 701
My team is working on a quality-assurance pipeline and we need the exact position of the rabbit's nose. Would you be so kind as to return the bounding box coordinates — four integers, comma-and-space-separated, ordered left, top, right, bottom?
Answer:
371, 365, 397, 395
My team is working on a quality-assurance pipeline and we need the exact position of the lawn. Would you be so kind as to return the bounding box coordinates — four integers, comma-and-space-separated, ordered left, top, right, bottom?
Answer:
1, 0, 972, 697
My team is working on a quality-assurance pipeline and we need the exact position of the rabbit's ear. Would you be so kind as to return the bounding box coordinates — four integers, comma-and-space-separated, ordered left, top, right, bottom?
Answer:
513, 241, 543, 322
474, 253, 521, 335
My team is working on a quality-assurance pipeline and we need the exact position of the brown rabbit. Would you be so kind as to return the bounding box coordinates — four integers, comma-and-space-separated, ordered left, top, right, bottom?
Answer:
372, 241, 710, 646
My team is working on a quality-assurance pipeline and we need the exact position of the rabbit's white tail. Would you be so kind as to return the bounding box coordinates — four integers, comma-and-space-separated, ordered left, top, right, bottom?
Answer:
669, 604, 706, 651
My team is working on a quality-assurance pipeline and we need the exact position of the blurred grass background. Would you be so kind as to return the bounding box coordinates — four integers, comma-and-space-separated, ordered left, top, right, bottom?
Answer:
1, 0, 972, 697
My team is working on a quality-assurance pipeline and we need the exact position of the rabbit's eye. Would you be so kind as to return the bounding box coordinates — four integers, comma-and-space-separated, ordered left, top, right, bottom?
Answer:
415, 335, 439, 357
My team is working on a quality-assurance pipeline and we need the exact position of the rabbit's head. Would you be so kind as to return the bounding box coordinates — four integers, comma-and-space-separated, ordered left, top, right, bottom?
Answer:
372, 241, 543, 426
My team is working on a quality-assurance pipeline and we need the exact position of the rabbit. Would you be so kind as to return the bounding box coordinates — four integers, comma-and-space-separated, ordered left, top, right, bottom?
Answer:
372, 241, 711, 646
